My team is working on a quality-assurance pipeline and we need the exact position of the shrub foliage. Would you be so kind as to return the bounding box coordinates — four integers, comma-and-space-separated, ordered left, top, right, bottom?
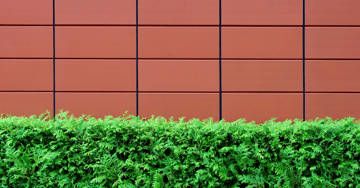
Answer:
0, 111, 360, 187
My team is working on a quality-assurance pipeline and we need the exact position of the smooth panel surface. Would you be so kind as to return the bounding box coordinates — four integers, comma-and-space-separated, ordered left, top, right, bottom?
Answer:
222, 27, 302, 59
223, 0, 302, 25
223, 60, 302, 91
56, 93, 136, 118
139, 93, 219, 121
139, 0, 218, 25
0, 92, 53, 117
306, 0, 360, 25
223, 93, 302, 123
0, 60, 52, 91
306, 94, 360, 120
0, 26, 52, 58
139, 27, 218, 58
56, 0, 135, 25
56, 60, 136, 91
306, 28, 360, 59
306, 60, 360, 92
56, 27, 136, 58
0, 0, 52, 25
139, 60, 218, 91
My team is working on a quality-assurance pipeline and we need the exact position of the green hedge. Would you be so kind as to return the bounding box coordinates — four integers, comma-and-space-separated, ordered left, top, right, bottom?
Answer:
0, 111, 360, 187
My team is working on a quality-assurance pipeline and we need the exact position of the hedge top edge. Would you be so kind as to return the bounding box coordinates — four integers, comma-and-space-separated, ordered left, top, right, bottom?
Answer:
0, 110, 359, 126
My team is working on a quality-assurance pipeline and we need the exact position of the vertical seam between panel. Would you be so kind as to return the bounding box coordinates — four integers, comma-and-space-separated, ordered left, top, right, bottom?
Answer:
53, 0, 56, 118
219, 0, 222, 121
136, 0, 139, 117
303, 0, 306, 121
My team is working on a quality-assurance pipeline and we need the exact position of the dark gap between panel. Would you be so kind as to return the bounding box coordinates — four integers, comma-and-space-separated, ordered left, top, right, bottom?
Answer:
223, 91, 303, 94
221, 25, 302, 27
303, 0, 306, 121
219, 0, 222, 121
53, 0, 56, 118
4, 91, 360, 94
222, 58, 303, 60
0, 58, 53, 59
305, 58, 360, 60
136, 0, 139, 117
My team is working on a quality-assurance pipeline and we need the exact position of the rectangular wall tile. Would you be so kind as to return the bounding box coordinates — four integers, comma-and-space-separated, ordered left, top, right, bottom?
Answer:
306, 94, 360, 120
0, 92, 53, 117
0, 0, 52, 25
306, 27, 360, 59
0, 59, 52, 91
55, 0, 135, 25
0, 26, 52, 58
139, 0, 218, 25
306, 0, 360, 25
223, 0, 302, 25
55, 26, 136, 58
222, 60, 302, 91
139, 60, 218, 92
223, 93, 303, 123
139, 27, 218, 58
56, 93, 136, 118
139, 93, 219, 121
222, 27, 302, 59
56, 60, 136, 91
306, 60, 360, 92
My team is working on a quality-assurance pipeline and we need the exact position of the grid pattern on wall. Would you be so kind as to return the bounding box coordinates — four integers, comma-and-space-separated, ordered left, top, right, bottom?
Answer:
1, 0, 360, 123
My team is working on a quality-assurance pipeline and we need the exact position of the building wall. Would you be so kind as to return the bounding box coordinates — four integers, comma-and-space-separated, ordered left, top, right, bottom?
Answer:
1, 0, 360, 123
